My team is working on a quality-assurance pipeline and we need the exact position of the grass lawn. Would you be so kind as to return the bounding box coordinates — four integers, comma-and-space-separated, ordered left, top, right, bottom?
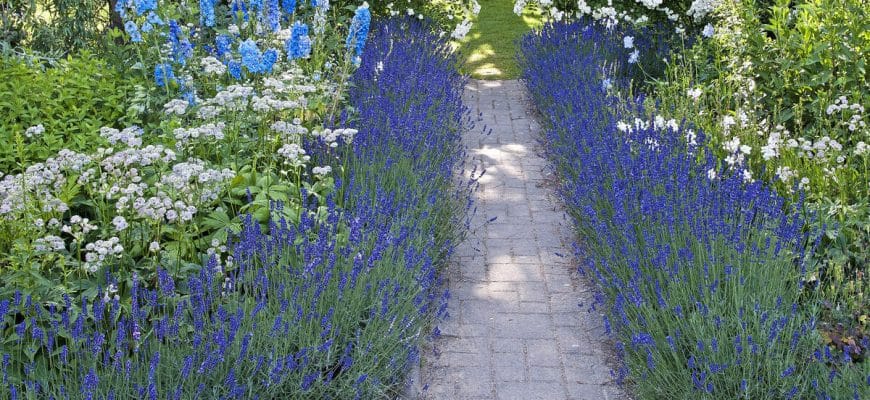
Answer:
452, 0, 544, 79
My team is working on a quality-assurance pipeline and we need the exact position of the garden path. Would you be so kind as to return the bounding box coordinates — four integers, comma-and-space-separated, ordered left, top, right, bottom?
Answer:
413, 80, 625, 400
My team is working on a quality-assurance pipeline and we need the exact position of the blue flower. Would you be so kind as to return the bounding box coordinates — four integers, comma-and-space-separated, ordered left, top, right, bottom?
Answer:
200, 0, 216, 27
215, 34, 233, 59
146, 11, 163, 26
282, 0, 296, 14
153, 63, 175, 87
114, 0, 128, 19
286, 21, 311, 60
261, 48, 278, 73
228, 59, 242, 79
345, 3, 371, 57
239, 39, 263, 73
232, 0, 250, 22
266, 0, 280, 31
82, 368, 99, 398
135, 0, 156, 15
167, 21, 193, 65
124, 21, 142, 43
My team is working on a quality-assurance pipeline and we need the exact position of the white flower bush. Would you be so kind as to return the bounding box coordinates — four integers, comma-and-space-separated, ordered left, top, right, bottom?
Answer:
515, 0, 721, 31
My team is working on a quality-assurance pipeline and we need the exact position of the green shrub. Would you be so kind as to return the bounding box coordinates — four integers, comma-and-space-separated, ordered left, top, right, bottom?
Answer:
0, 0, 108, 53
0, 52, 142, 172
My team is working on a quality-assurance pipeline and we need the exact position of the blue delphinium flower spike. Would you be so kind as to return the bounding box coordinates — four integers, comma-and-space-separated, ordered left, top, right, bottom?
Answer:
286, 21, 311, 60
201, 0, 216, 27
283, 0, 296, 14
154, 63, 175, 87
228, 59, 242, 79
240, 39, 263, 73
261, 48, 278, 73
266, 0, 280, 31
135, 0, 156, 15
346, 2, 370, 58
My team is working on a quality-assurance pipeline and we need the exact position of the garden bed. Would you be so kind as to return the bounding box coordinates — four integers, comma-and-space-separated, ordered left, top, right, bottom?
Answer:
0, 2, 471, 397
519, 18, 867, 399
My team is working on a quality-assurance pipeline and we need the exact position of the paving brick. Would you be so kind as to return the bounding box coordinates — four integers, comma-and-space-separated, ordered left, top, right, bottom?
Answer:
526, 339, 562, 367
496, 381, 566, 400
528, 366, 563, 382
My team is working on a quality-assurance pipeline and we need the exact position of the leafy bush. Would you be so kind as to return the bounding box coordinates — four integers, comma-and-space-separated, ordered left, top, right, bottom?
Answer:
0, 0, 108, 53
514, 0, 719, 30
0, 18, 470, 398
0, 53, 141, 172
520, 20, 866, 398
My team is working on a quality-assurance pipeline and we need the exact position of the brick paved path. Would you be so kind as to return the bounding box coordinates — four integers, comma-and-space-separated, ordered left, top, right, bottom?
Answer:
413, 80, 625, 399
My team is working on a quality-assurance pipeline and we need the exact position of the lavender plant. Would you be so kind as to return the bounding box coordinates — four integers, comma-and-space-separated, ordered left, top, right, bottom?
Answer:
520, 20, 868, 398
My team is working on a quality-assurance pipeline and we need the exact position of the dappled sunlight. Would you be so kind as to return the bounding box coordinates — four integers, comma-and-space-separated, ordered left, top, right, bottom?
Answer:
468, 44, 495, 62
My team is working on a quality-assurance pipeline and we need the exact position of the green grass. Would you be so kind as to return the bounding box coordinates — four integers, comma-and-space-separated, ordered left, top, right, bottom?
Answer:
452, 1, 544, 79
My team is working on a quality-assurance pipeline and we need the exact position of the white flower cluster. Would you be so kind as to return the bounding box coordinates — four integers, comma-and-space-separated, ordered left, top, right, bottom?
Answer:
313, 128, 357, 148
687, 0, 718, 22
201, 56, 227, 76
826, 95, 867, 132
83, 237, 123, 273
277, 143, 310, 166
174, 122, 226, 144
514, 0, 721, 32
687, 87, 703, 102
101, 145, 176, 171
451, 19, 473, 39
251, 94, 300, 113
1, 120, 239, 277
206, 237, 234, 274
760, 126, 787, 161
0, 150, 90, 217
33, 235, 65, 252
312, 165, 332, 177
163, 99, 189, 115
616, 115, 679, 134
100, 126, 143, 148
24, 124, 45, 138
271, 120, 309, 138
161, 159, 235, 203
722, 136, 751, 167
207, 84, 255, 111
62, 215, 98, 239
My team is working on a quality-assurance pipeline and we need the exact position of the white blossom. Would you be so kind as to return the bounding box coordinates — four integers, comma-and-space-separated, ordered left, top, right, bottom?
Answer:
702, 24, 715, 38
24, 124, 45, 138
112, 216, 129, 231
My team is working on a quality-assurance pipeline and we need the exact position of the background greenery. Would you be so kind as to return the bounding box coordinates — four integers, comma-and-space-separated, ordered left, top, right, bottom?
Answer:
0, 53, 144, 172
